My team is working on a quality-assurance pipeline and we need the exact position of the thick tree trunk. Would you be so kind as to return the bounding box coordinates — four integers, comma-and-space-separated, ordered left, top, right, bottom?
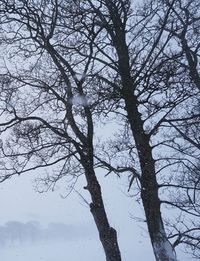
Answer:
124, 95, 177, 261
83, 162, 121, 261
112, 23, 177, 260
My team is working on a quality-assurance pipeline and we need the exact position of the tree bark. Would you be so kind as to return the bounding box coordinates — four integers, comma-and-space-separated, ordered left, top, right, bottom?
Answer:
124, 95, 177, 261
112, 18, 177, 260
83, 158, 121, 261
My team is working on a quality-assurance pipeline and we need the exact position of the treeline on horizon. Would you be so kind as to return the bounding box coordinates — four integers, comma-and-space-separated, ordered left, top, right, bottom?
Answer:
0, 221, 90, 246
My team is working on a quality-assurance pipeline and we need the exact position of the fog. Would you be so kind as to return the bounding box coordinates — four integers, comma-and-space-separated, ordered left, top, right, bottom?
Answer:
0, 221, 97, 246
0, 221, 104, 261
0, 171, 188, 260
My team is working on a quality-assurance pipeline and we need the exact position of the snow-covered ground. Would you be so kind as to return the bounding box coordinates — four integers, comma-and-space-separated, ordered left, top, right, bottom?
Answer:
1, 240, 104, 261
0, 239, 188, 261
0, 170, 190, 261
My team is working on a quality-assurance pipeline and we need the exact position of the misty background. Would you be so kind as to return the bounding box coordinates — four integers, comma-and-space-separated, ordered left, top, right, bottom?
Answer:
0, 170, 188, 261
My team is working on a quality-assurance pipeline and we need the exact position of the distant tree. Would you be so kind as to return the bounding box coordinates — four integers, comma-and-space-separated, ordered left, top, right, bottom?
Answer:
24, 221, 40, 242
5, 221, 26, 245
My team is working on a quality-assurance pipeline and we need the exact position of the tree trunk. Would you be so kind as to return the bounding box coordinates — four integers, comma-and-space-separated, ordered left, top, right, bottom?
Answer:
83, 161, 121, 261
112, 24, 177, 260
124, 95, 177, 261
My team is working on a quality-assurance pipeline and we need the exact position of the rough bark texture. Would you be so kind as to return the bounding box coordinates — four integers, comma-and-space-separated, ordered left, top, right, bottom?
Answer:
82, 155, 121, 261
75, 83, 122, 261
111, 12, 177, 260
124, 96, 177, 261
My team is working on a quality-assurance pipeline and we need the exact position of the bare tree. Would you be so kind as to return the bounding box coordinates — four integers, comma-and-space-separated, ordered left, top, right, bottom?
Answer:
0, 1, 200, 261
66, 0, 199, 260
69, 1, 179, 260
0, 1, 121, 261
